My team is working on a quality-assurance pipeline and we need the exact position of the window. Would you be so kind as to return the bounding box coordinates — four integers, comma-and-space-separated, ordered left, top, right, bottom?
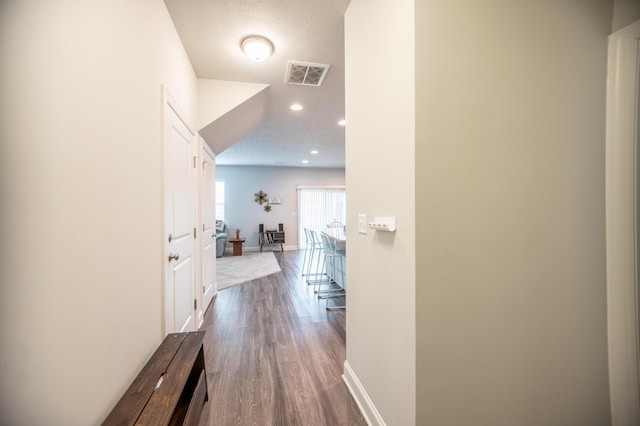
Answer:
297, 186, 346, 247
215, 180, 225, 221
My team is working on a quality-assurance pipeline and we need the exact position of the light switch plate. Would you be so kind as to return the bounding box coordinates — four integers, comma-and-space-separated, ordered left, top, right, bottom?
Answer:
358, 214, 368, 234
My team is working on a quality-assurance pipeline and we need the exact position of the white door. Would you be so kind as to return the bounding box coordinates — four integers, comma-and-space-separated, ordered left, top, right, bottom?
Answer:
199, 139, 216, 326
163, 89, 196, 334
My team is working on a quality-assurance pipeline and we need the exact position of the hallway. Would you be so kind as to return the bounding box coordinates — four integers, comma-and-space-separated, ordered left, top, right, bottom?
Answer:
198, 250, 365, 425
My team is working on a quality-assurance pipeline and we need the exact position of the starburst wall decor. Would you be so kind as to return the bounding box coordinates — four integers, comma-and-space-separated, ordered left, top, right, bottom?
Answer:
254, 190, 268, 205
254, 190, 272, 212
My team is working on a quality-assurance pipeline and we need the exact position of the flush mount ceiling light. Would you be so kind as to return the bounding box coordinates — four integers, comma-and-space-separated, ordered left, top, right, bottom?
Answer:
241, 36, 274, 62
290, 104, 303, 111
338, 119, 346, 126
310, 150, 319, 155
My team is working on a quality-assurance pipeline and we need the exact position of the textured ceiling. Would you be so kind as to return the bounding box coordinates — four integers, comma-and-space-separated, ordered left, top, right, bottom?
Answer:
164, 0, 350, 168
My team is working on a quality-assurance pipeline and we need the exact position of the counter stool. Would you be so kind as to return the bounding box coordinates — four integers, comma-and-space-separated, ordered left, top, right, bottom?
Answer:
305, 230, 331, 292
319, 233, 346, 310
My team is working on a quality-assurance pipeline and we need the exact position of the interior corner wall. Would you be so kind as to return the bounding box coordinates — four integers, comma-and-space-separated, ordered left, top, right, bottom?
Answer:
344, 0, 416, 424
612, 0, 640, 32
215, 166, 345, 251
415, 1, 612, 425
197, 79, 270, 130
0, 1, 197, 424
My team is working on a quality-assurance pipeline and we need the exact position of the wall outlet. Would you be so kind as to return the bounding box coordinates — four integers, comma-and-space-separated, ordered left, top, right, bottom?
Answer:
358, 214, 367, 234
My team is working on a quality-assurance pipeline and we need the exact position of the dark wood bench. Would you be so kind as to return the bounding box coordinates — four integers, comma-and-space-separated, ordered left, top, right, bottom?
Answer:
103, 331, 208, 426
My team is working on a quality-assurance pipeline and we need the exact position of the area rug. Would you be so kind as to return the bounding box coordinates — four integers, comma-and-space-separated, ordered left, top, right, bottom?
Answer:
216, 251, 281, 290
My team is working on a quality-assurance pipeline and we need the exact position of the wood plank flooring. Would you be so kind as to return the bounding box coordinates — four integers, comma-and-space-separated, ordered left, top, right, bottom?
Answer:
198, 250, 366, 426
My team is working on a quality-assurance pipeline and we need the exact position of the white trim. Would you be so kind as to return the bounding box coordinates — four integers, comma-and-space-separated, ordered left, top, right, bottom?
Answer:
606, 19, 640, 426
342, 361, 386, 426
163, 85, 195, 135
201, 136, 215, 161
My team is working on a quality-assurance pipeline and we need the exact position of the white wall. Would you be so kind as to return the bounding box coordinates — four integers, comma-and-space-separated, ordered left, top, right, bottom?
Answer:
415, 1, 612, 425
216, 165, 345, 251
346, 0, 614, 424
0, 1, 197, 424
344, 0, 417, 424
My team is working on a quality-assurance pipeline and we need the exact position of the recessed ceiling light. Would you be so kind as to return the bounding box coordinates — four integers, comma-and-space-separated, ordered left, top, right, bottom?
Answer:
301, 160, 309, 164
241, 36, 274, 62
310, 150, 319, 155
290, 104, 303, 111
338, 119, 346, 126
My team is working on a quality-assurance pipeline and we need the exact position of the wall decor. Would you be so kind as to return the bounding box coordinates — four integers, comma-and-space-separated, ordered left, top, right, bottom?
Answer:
264, 205, 272, 212
254, 190, 268, 205
268, 197, 282, 204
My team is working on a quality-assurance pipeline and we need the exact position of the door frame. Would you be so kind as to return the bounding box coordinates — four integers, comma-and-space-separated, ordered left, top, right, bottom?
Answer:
606, 19, 640, 425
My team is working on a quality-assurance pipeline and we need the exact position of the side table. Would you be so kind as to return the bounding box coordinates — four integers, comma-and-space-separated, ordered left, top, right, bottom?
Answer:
228, 238, 246, 256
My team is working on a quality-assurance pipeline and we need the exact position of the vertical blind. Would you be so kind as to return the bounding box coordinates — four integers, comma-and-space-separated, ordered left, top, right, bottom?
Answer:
215, 181, 225, 221
297, 186, 346, 248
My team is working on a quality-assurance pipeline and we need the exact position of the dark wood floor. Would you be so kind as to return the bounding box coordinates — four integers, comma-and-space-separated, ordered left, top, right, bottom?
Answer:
198, 250, 366, 426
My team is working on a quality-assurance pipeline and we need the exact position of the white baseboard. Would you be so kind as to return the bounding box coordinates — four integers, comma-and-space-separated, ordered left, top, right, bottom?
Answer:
342, 361, 386, 426
239, 245, 299, 252
241, 246, 261, 252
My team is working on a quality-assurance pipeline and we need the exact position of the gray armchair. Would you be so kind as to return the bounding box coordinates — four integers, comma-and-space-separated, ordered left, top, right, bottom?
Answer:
215, 220, 228, 257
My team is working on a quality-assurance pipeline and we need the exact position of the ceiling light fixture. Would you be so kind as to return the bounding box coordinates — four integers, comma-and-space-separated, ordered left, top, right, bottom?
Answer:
302, 160, 309, 164
310, 150, 319, 155
241, 36, 274, 62
338, 119, 346, 126
290, 104, 303, 111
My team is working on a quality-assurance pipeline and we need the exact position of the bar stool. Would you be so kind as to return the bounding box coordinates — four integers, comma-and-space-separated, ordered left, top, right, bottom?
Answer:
319, 233, 346, 310
306, 230, 331, 292
301, 228, 313, 276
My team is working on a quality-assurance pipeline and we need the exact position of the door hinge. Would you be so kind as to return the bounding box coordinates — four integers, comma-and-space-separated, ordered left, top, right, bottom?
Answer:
202, 285, 205, 293
194, 299, 197, 310
193, 156, 197, 168
194, 227, 197, 239
203, 224, 205, 232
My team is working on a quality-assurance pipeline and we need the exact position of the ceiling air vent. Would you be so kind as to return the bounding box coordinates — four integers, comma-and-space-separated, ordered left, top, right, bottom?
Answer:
285, 61, 330, 87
